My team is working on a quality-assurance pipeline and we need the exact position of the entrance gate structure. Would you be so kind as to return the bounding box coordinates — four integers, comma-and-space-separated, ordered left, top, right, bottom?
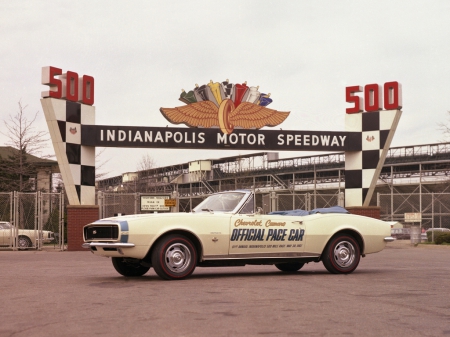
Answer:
40, 67, 403, 250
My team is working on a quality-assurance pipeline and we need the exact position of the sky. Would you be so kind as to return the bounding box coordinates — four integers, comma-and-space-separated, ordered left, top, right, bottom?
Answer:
1, 1, 450, 178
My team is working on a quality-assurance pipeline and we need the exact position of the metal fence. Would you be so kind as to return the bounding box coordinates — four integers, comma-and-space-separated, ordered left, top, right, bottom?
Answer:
0, 192, 13, 228
98, 192, 139, 218
95, 190, 450, 233
276, 193, 344, 212
378, 192, 450, 230
0, 192, 64, 250
98, 191, 344, 218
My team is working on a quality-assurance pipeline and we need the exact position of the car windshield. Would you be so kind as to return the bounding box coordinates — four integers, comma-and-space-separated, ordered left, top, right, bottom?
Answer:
0, 222, 12, 230
193, 192, 247, 213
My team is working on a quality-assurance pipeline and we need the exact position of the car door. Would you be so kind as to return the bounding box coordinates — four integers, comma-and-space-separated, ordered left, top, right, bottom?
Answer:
228, 213, 305, 257
0, 222, 11, 246
194, 213, 233, 259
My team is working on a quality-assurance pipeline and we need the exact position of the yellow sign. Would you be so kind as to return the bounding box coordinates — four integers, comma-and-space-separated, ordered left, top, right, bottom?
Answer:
164, 199, 176, 207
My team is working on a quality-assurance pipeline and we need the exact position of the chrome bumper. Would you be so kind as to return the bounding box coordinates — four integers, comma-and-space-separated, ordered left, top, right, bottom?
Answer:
82, 242, 135, 249
384, 236, 395, 242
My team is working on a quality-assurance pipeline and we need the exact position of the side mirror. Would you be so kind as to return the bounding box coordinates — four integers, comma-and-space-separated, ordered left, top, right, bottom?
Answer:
256, 207, 263, 215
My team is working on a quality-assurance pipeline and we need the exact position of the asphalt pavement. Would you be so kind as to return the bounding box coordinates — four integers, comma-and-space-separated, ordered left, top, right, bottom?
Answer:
0, 240, 449, 337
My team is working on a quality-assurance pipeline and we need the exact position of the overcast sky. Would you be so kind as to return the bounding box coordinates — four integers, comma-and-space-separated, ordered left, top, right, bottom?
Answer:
1, 1, 450, 178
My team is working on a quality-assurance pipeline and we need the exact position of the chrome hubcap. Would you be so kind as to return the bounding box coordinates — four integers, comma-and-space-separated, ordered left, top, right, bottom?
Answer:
164, 243, 191, 273
18, 238, 29, 248
333, 241, 355, 268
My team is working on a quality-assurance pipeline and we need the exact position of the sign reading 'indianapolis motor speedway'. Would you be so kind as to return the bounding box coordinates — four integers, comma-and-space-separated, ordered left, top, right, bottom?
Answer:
81, 125, 360, 151
40, 66, 402, 208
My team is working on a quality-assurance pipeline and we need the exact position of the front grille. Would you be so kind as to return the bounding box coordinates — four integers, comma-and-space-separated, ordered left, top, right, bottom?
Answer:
84, 225, 119, 240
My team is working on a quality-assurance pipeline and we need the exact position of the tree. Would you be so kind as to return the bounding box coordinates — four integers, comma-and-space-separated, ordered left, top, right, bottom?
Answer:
0, 154, 16, 191
0, 100, 49, 191
438, 111, 450, 140
136, 153, 156, 172
136, 153, 156, 192
96, 148, 111, 181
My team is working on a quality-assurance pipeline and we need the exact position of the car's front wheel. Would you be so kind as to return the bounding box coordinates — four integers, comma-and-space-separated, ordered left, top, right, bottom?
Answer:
17, 236, 32, 250
275, 262, 304, 272
112, 257, 150, 277
322, 234, 360, 274
151, 234, 197, 280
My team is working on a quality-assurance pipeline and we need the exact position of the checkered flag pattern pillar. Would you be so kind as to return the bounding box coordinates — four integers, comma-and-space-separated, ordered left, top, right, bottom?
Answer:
41, 98, 96, 205
344, 110, 402, 207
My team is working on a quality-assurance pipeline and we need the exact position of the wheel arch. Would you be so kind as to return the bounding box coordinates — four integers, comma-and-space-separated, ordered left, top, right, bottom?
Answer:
142, 229, 203, 264
321, 229, 365, 259
17, 235, 33, 249
18, 234, 32, 243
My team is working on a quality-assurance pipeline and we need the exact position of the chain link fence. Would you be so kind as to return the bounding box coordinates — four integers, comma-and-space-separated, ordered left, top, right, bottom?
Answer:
0, 192, 13, 223
378, 192, 450, 230
0, 192, 64, 250
98, 191, 344, 218
96, 190, 450, 240
40, 192, 65, 249
4, 189, 449, 250
98, 192, 139, 218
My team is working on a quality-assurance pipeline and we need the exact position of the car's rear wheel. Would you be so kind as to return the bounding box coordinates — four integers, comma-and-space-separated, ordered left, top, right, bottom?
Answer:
151, 234, 197, 280
18, 236, 32, 250
112, 257, 150, 277
275, 262, 304, 272
322, 234, 360, 274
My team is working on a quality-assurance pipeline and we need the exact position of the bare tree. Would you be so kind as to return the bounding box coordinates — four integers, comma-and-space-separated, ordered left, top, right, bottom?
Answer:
96, 148, 111, 180
136, 153, 156, 172
135, 153, 156, 192
438, 111, 450, 141
0, 100, 50, 191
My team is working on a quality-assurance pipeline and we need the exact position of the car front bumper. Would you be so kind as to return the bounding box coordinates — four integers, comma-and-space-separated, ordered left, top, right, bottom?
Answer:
82, 242, 135, 249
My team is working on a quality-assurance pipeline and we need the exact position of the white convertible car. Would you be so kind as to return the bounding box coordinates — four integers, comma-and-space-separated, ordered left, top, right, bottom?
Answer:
82, 190, 393, 280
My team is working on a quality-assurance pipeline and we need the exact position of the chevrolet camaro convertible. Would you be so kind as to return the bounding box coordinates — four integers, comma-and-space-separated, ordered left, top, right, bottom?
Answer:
82, 190, 393, 280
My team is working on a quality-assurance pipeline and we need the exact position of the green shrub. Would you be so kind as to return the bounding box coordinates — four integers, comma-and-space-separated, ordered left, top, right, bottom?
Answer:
426, 231, 449, 243
435, 233, 450, 245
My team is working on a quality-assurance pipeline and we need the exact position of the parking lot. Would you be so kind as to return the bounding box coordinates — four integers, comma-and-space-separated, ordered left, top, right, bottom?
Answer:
1, 240, 449, 337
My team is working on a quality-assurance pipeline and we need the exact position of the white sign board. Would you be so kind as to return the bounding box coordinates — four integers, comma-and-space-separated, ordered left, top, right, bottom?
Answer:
404, 213, 422, 222
140, 195, 170, 212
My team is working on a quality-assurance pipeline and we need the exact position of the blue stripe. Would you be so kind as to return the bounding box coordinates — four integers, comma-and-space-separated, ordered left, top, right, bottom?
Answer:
120, 221, 129, 243
120, 221, 129, 231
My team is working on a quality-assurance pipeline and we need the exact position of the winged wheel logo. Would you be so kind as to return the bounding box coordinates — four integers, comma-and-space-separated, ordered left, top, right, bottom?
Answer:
160, 80, 290, 134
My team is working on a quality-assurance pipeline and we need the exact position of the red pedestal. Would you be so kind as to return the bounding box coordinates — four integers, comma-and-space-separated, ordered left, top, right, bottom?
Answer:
346, 206, 380, 219
67, 205, 99, 251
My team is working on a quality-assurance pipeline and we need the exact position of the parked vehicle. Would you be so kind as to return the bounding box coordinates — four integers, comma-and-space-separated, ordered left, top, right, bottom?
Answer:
391, 228, 411, 240
83, 190, 393, 280
0, 221, 55, 249
426, 228, 450, 233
